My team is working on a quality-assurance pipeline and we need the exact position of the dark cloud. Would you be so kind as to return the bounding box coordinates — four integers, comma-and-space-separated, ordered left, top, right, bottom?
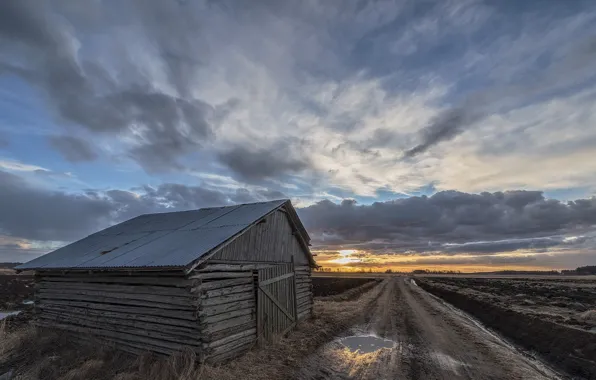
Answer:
48, 135, 97, 162
298, 190, 596, 254
0, 170, 114, 242
0, 1, 214, 173
218, 145, 310, 182
404, 108, 476, 157
0, 170, 287, 245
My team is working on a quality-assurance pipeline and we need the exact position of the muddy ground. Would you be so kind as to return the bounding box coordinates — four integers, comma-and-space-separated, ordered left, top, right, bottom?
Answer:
417, 277, 596, 379
298, 278, 561, 380
0, 274, 34, 310
312, 277, 376, 297
418, 276, 596, 332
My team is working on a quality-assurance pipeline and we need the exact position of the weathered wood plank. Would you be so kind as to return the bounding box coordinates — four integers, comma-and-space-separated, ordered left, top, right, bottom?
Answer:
39, 314, 200, 346
191, 277, 252, 292
41, 310, 199, 337
38, 300, 197, 321
206, 342, 252, 364
203, 328, 256, 349
39, 304, 200, 329
37, 282, 194, 297
259, 272, 294, 286
201, 313, 255, 334
198, 308, 253, 324
36, 293, 196, 311
71, 332, 198, 357
37, 321, 199, 351
199, 299, 254, 316
208, 334, 256, 356
38, 288, 197, 307
203, 321, 256, 343
259, 282, 294, 322
189, 271, 252, 280
199, 284, 253, 298
200, 292, 254, 307
39, 276, 193, 287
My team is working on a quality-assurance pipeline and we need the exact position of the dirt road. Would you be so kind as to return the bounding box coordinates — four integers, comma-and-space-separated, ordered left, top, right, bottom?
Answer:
297, 278, 563, 380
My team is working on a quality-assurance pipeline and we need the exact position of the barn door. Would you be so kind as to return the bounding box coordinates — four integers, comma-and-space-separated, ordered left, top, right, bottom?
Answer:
256, 262, 297, 345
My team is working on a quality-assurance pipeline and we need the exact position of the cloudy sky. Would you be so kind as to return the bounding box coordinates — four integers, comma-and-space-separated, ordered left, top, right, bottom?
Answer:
1, 0, 596, 271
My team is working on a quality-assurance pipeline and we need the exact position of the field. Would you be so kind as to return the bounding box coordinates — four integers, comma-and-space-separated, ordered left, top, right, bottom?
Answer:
2, 272, 596, 379
417, 276, 596, 378
0, 274, 34, 310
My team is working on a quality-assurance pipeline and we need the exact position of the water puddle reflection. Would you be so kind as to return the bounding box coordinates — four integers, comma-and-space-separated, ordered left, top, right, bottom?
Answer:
0, 310, 21, 320
340, 335, 395, 353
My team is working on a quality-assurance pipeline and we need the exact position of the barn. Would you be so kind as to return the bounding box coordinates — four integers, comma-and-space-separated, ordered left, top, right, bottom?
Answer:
15, 199, 316, 363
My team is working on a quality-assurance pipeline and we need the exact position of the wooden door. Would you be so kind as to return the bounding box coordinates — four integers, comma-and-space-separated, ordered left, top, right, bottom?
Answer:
256, 262, 297, 345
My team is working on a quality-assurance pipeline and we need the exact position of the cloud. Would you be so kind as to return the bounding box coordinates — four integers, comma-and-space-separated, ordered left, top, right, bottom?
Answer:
298, 190, 596, 254
404, 108, 473, 157
2, 0, 596, 200
218, 145, 311, 182
0, 1, 215, 173
0, 169, 287, 244
48, 135, 97, 162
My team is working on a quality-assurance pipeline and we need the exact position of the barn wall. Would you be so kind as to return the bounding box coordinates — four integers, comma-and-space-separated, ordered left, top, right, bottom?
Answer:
295, 266, 313, 320
192, 261, 312, 363
210, 210, 310, 265
190, 266, 257, 363
35, 271, 202, 357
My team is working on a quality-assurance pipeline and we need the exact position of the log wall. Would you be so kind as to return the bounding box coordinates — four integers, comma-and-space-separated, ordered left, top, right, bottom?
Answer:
190, 266, 257, 363
295, 265, 313, 320
192, 261, 313, 363
35, 271, 202, 357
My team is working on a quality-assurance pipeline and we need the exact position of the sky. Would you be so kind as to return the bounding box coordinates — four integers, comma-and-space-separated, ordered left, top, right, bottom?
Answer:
1, 0, 596, 272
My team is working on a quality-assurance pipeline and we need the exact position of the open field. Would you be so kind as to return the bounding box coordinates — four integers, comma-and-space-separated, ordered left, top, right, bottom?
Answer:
312, 277, 377, 297
0, 275, 34, 310
417, 276, 596, 379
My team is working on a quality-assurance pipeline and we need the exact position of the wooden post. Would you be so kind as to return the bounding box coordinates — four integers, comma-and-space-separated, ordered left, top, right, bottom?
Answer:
291, 256, 298, 328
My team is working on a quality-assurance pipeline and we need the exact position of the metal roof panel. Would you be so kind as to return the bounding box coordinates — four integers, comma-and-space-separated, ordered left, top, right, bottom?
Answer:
16, 199, 293, 271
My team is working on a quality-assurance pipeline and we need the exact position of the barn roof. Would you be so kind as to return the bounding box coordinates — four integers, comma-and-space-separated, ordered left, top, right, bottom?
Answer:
16, 199, 314, 272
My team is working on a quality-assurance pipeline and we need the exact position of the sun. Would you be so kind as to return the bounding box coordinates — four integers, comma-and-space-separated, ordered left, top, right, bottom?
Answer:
331, 249, 361, 265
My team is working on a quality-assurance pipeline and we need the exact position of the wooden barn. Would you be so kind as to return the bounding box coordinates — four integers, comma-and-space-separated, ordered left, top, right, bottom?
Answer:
15, 199, 316, 362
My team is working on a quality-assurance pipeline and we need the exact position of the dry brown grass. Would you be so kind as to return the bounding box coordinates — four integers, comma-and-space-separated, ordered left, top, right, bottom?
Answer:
579, 310, 596, 324
0, 280, 386, 380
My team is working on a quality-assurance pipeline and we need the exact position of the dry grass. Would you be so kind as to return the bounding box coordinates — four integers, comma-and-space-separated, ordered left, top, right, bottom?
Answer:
579, 310, 596, 325
0, 281, 386, 380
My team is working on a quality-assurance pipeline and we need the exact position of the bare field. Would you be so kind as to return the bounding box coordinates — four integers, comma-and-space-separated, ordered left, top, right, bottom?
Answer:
312, 277, 377, 297
0, 275, 34, 310
418, 276, 596, 379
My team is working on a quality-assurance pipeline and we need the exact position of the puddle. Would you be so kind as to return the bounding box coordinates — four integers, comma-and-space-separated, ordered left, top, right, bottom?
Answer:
340, 335, 395, 353
0, 310, 21, 320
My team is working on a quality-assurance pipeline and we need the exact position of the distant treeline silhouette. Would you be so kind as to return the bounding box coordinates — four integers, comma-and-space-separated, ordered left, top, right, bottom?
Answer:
561, 265, 596, 275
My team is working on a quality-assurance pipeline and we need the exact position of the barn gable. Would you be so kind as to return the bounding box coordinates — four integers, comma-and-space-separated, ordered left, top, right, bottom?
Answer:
209, 208, 311, 265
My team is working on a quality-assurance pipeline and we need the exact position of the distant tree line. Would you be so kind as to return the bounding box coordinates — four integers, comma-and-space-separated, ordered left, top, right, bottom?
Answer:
561, 266, 596, 275
312, 265, 596, 275
0, 262, 22, 269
